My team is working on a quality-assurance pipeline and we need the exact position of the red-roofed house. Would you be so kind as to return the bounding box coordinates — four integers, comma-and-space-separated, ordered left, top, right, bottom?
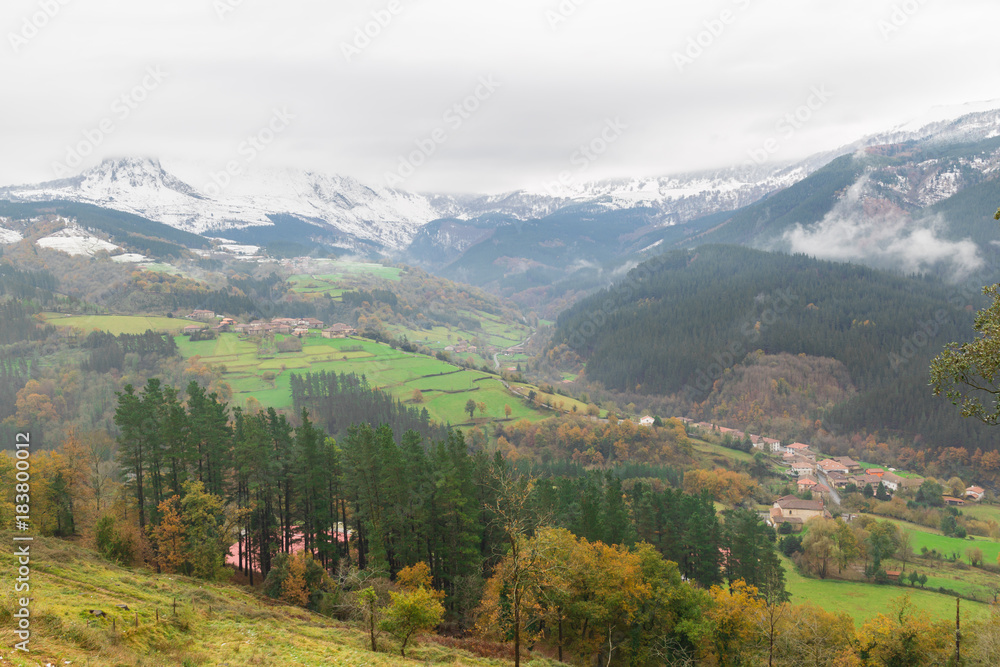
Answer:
797, 477, 818, 491
966, 486, 986, 501
227, 525, 350, 575
817, 459, 850, 475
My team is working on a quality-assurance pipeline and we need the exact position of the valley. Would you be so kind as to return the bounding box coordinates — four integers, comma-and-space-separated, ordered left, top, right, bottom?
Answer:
7, 105, 1000, 666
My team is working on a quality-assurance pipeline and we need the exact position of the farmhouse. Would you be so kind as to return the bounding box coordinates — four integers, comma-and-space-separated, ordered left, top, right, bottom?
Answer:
182, 324, 204, 335
789, 458, 817, 477
817, 459, 850, 475
851, 473, 882, 489
832, 456, 862, 473
188, 309, 216, 321
639, 415, 655, 426
796, 477, 818, 491
770, 495, 829, 529
825, 471, 852, 489
762, 437, 783, 453
880, 472, 906, 492
322, 323, 357, 338
786, 443, 815, 459
967, 486, 986, 501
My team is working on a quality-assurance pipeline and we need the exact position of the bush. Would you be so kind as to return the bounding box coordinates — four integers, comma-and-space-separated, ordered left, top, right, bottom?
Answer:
94, 515, 140, 565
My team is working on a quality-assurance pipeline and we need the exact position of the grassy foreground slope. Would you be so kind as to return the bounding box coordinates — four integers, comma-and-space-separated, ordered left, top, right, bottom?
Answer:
0, 534, 546, 667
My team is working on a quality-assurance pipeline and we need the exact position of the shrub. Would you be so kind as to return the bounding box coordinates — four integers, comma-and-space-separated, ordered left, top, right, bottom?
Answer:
94, 515, 140, 565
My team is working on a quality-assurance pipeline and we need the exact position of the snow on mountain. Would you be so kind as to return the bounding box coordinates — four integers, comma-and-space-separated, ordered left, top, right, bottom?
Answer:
0, 227, 22, 244
0, 158, 441, 250
37, 224, 121, 256
0, 157, 809, 250
5, 104, 1000, 256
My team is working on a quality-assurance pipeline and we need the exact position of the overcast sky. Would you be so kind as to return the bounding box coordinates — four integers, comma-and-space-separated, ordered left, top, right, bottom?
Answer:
2, 0, 999, 194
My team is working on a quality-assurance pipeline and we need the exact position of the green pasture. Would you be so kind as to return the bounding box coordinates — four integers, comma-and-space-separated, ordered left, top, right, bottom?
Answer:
780, 555, 988, 624
962, 503, 1000, 524
43, 313, 189, 334
175, 333, 550, 425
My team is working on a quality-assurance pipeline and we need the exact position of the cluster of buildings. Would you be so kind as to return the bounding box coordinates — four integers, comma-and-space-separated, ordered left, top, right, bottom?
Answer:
444, 342, 478, 354
686, 420, 783, 452
183, 312, 356, 339
686, 418, 989, 510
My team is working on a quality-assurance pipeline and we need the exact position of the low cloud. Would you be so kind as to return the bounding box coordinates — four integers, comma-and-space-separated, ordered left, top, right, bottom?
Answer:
779, 176, 983, 280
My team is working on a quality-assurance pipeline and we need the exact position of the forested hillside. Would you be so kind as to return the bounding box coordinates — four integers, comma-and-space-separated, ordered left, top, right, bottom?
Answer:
551, 245, 998, 451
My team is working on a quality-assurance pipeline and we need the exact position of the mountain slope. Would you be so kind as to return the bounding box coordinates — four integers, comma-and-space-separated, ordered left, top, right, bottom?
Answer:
550, 245, 996, 451
0, 158, 441, 250
0, 534, 511, 667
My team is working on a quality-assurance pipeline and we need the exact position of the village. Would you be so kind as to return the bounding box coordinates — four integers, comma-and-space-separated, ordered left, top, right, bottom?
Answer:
182, 309, 357, 339
679, 418, 986, 531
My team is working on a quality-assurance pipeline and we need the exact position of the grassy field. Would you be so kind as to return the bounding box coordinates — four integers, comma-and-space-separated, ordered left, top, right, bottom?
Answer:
42, 313, 189, 334
0, 534, 549, 667
853, 517, 1000, 602
175, 333, 550, 426
691, 440, 755, 466
286, 262, 403, 295
780, 555, 989, 624
387, 309, 531, 354
962, 503, 1000, 524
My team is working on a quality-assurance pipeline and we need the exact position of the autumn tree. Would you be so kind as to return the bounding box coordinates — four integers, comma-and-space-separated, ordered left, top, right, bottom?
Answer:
280, 552, 310, 606
477, 460, 543, 667
707, 580, 765, 666
357, 586, 384, 652
151, 495, 186, 574
382, 587, 445, 657
848, 595, 951, 665
802, 517, 837, 579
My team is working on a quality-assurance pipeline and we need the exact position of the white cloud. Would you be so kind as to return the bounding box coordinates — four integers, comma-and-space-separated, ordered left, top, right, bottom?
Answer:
2, 0, 1000, 191
780, 175, 984, 279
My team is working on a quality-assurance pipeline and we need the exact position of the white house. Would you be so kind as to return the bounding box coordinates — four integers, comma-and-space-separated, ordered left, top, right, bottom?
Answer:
762, 437, 783, 453
789, 458, 817, 477
639, 415, 655, 426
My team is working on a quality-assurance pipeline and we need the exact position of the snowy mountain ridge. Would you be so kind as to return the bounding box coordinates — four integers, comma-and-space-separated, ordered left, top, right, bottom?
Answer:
2, 105, 1000, 252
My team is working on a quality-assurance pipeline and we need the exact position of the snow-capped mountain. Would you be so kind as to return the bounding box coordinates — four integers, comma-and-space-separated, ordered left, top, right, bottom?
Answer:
0, 158, 441, 250
0, 157, 813, 252
3, 105, 1000, 255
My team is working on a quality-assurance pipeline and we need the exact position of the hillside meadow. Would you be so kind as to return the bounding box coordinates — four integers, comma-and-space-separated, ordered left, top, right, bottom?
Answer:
0, 535, 550, 667
176, 332, 547, 426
